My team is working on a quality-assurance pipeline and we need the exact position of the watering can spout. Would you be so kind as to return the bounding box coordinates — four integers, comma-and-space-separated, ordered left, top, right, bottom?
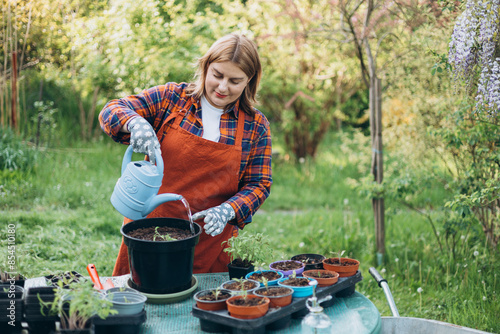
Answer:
143, 193, 184, 217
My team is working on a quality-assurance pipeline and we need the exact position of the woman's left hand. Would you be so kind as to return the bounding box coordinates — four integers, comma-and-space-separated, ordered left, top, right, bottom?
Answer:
192, 203, 235, 236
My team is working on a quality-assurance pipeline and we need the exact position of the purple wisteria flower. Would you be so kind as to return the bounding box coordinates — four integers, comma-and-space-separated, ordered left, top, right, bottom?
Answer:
448, 0, 500, 115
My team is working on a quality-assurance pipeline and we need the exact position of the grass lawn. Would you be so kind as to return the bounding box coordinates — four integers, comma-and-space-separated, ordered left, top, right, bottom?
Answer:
0, 131, 498, 332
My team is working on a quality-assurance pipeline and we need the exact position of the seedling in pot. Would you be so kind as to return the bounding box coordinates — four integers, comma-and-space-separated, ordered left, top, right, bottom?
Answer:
222, 232, 273, 268
212, 287, 223, 300
39, 279, 117, 330
262, 277, 269, 292
153, 226, 176, 241
331, 250, 346, 264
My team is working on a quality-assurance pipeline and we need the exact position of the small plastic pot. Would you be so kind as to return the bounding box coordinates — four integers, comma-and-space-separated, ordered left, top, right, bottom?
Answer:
226, 295, 270, 319
193, 289, 232, 311
302, 269, 339, 287
105, 287, 141, 295
322, 258, 360, 277
220, 279, 260, 296
291, 253, 326, 270
269, 260, 305, 277
105, 291, 147, 315
227, 261, 254, 280
245, 270, 283, 287
253, 286, 293, 308
277, 277, 317, 298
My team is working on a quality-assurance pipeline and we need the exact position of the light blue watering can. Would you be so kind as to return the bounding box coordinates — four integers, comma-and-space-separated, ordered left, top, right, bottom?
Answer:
110, 146, 183, 220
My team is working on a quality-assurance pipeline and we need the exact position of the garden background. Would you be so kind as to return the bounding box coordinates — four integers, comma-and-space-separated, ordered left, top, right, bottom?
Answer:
0, 0, 498, 332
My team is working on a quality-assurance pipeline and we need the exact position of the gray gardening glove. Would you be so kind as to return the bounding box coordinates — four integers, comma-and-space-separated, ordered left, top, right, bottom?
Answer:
192, 203, 235, 237
128, 117, 160, 164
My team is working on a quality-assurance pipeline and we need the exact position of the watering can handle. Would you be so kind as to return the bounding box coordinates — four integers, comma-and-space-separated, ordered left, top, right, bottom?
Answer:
121, 146, 163, 175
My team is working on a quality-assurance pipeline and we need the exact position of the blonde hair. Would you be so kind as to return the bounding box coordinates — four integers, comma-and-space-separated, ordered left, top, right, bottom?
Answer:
187, 33, 262, 116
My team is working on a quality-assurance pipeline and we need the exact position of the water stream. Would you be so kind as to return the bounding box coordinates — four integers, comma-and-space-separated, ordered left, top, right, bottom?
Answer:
180, 197, 196, 235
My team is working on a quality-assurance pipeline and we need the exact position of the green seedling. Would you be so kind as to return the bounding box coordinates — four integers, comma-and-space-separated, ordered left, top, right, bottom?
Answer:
212, 287, 222, 300
153, 226, 176, 241
261, 277, 269, 292
330, 250, 346, 264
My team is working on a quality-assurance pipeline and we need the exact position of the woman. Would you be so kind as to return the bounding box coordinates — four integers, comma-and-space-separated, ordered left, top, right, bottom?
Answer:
99, 33, 272, 275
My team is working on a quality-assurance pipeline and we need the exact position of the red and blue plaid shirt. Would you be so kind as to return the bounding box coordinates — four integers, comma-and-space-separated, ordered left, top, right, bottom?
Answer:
99, 82, 272, 226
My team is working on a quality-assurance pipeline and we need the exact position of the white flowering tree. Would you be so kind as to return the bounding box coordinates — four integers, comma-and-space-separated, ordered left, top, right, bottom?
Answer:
445, 0, 500, 248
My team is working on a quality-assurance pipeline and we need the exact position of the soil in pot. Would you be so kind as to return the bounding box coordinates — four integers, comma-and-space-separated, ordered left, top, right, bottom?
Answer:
126, 226, 192, 241
45, 271, 84, 287
292, 254, 323, 265
194, 289, 232, 311
247, 271, 281, 282
280, 277, 311, 287
254, 287, 291, 297
197, 290, 232, 302
223, 280, 258, 291
271, 261, 303, 271
303, 271, 336, 279
323, 258, 360, 277
231, 259, 252, 267
254, 287, 293, 308
229, 297, 267, 307
291, 254, 326, 271
303, 270, 339, 287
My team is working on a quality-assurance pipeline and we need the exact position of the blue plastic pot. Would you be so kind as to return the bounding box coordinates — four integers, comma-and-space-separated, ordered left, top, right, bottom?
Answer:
277, 277, 317, 297
245, 270, 284, 287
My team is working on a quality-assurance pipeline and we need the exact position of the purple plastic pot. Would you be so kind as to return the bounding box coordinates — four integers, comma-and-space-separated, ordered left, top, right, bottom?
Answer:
269, 260, 305, 277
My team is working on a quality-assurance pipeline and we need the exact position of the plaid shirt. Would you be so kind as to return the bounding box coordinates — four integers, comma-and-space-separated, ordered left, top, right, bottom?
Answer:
99, 82, 272, 226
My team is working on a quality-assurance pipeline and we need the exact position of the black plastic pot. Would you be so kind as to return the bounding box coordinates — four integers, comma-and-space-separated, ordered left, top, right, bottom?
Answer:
122, 217, 201, 294
1, 272, 26, 288
291, 253, 325, 271
24, 286, 58, 334
54, 324, 94, 334
93, 309, 146, 334
227, 261, 254, 280
0, 284, 24, 333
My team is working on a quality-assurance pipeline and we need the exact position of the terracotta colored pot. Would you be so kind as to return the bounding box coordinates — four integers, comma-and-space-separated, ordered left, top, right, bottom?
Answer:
322, 258, 360, 277
226, 295, 270, 319
193, 289, 232, 311
302, 269, 339, 287
253, 286, 293, 308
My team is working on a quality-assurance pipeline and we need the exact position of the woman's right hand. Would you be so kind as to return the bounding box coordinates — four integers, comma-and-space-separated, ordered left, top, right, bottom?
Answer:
128, 117, 161, 164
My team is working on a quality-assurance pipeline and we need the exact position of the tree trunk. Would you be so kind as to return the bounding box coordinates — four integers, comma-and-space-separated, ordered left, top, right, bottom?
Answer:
370, 76, 385, 263
11, 51, 17, 131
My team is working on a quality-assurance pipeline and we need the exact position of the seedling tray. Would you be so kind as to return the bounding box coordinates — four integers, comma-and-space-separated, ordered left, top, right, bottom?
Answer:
93, 309, 147, 334
192, 271, 362, 334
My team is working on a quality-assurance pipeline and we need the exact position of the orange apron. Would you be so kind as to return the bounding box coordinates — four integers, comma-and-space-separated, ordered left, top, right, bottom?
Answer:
112, 99, 245, 276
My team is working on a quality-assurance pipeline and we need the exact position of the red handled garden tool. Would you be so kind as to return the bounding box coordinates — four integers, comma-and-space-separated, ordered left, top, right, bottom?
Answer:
87, 264, 114, 290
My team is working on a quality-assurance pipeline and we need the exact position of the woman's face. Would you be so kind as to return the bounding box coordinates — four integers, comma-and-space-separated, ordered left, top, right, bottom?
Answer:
204, 61, 249, 109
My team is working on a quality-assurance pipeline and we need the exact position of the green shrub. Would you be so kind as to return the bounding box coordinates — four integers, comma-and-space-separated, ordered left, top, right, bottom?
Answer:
0, 127, 38, 171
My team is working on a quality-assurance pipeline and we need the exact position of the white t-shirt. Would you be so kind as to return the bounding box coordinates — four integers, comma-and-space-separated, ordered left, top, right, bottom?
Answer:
200, 95, 224, 142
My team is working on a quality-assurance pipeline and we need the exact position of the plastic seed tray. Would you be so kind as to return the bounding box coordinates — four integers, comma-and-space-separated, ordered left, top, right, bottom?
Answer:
192, 271, 362, 334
